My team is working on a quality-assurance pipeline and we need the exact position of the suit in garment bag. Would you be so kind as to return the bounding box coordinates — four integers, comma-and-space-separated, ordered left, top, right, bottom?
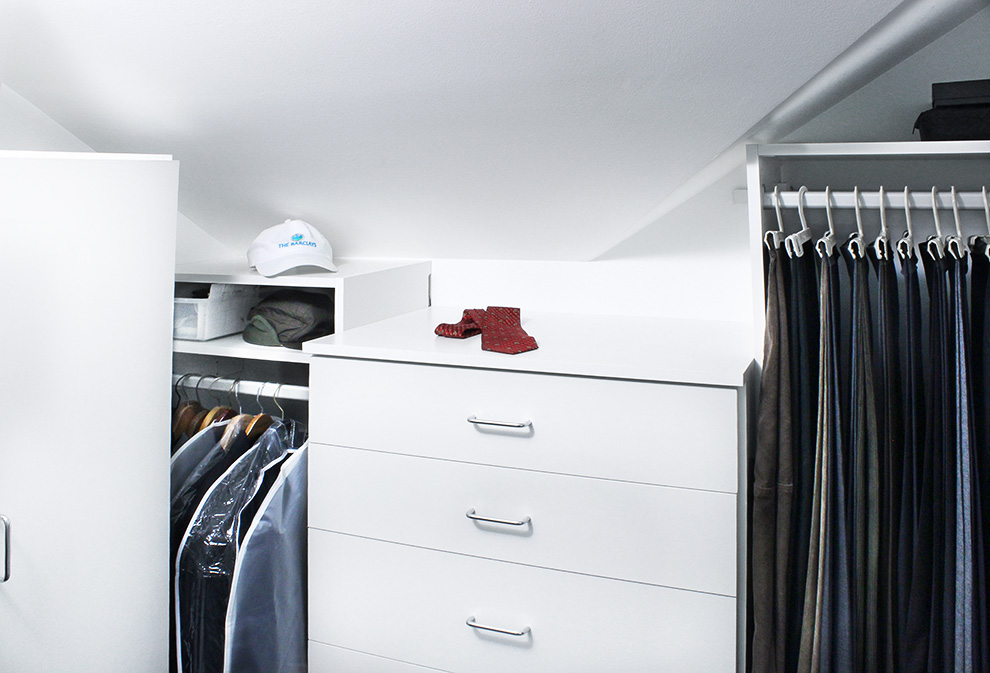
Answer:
176, 421, 293, 673
170, 419, 250, 673
223, 445, 308, 673
171, 422, 231, 501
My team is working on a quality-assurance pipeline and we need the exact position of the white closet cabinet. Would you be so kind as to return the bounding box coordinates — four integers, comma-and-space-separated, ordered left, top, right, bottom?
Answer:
303, 307, 754, 673
0, 151, 178, 673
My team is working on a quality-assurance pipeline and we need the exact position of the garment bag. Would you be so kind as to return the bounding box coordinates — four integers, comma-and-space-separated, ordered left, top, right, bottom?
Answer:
175, 421, 292, 673
223, 445, 308, 673
171, 422, 231, 500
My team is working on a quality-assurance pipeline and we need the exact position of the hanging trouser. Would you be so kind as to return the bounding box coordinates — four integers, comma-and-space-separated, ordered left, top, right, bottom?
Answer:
969, 240, 990, 673
845, 247, 880, 673
872, 247, 902, 673
752, 244, 793, 673
899, 251, 929, 673
950, 255, 976, 673
800, 250, 853, 673
919, 250, 953, 673
787, 242, 821, 673
797, 251, 833, 673
819, 250, 852, 673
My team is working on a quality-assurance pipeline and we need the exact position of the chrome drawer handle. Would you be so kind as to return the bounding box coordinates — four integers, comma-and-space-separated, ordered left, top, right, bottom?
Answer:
466, 508, 531, 527
466, 616, 531, 637
1, 515, 10, 583
466, 416, 532, 429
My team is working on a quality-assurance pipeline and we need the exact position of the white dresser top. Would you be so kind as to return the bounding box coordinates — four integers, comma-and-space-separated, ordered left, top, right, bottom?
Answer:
304, 307, 754, 387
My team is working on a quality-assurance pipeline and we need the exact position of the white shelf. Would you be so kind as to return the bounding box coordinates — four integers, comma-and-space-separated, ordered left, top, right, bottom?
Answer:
303, 307, 754, 388
753, 140, 990, 158
173, 334, 312, 363
175, 257, 428, 288
173, 257, 432, 362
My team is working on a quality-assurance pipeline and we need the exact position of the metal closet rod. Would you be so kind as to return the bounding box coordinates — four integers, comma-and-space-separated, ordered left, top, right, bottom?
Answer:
172, 374, 309, 402
762, 187, 989, 210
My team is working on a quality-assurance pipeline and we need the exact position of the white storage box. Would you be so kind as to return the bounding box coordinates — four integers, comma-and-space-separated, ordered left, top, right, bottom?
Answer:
173, 283, 262, 341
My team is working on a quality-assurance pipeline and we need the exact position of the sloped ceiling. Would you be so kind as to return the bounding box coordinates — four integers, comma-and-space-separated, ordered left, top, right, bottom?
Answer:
0, 0, 912, 261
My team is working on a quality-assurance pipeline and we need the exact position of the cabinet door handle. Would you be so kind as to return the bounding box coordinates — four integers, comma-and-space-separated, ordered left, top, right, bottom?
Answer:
466, 616, 531, 637
1, 515, 10, 583
465, 508, 531, 527
466, 416, 532, 429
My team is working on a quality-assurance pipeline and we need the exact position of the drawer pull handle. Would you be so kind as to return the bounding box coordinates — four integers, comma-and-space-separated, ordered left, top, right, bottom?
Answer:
465, 508, 531, 527
466, 416, 532, 429
1, 515, 10, 583
466, 616, 531, 637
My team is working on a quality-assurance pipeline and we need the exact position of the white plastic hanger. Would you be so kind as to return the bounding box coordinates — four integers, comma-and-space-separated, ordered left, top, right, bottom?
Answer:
873, 186, 890, 260
897, 186, 916, 260
984, 187, 990, 261
927, 186, 945, 260
816, 186, 838, 258
784, 186, 813, 258
846, 186, 867, 259
947, 185, 968, 259
972, 186, 990, 261
764, 185, 787, 250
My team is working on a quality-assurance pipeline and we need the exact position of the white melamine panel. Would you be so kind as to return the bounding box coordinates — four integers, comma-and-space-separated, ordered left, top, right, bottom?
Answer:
309, 532, 737, 673
309, 444, 737, 596
310, 358, 739, 492
310, 641, 450, 673
0, 152, 177, 672
304, 306, 754, 387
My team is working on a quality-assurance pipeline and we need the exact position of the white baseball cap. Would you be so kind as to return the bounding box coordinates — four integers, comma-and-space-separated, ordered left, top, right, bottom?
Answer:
247, 219, 338, 277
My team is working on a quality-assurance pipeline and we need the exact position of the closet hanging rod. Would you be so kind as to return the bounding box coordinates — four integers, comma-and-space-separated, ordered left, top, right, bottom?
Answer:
172, 374, 309, 403
756, 188, 989, 210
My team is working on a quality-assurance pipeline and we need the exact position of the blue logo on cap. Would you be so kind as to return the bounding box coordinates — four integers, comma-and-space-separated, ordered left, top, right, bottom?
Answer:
291, 234, 303, 242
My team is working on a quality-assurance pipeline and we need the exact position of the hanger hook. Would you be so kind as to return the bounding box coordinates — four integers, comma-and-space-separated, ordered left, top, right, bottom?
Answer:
948, 185, 967, 259
931, 186, 945, 239
784, 186, 812, 258
816, 186, 837, 258
230, 379, 243, 413
847, 186, 866, 259
982, 186, 990, 261
206, 375, 224, 407
928, 186, 945, 259
173, 372, 192, 407
255, 382, 267, 414
764, 186, 787, 250
874, 186, 889, 259
897, 186, 915, 259
192, 375, 211, 406
273, 384, 286, 418
225, 377, 238, 409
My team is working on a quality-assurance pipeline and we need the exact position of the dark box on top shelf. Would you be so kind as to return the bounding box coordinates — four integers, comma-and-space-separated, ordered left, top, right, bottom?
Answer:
915, 79, 990, 141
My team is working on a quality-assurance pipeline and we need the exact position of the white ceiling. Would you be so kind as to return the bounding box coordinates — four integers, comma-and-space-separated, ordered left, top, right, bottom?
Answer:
0, 0, 925, 260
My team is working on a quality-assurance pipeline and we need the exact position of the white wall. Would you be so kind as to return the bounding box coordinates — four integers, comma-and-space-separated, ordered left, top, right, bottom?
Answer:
435, 5, 989, 324
430, 167, 751, 322
0, 84, 92, 151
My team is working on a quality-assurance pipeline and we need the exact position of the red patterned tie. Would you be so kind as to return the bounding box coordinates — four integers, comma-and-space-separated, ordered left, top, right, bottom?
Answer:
435, 307, 538, 355
434, 309, 483, 338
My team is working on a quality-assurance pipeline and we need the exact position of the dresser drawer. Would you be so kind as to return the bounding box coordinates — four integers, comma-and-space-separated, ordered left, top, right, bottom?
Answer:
310, 444, 737, 595
309, 531, 738, 673
310, 358, 739, 492
310, 641, 448, 673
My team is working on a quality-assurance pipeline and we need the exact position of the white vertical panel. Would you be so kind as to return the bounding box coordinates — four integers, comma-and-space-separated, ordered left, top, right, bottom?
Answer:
0, 151, 177, 672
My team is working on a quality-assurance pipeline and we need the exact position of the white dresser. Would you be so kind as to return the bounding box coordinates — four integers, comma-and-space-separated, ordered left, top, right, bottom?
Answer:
304, 307, 754, 673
